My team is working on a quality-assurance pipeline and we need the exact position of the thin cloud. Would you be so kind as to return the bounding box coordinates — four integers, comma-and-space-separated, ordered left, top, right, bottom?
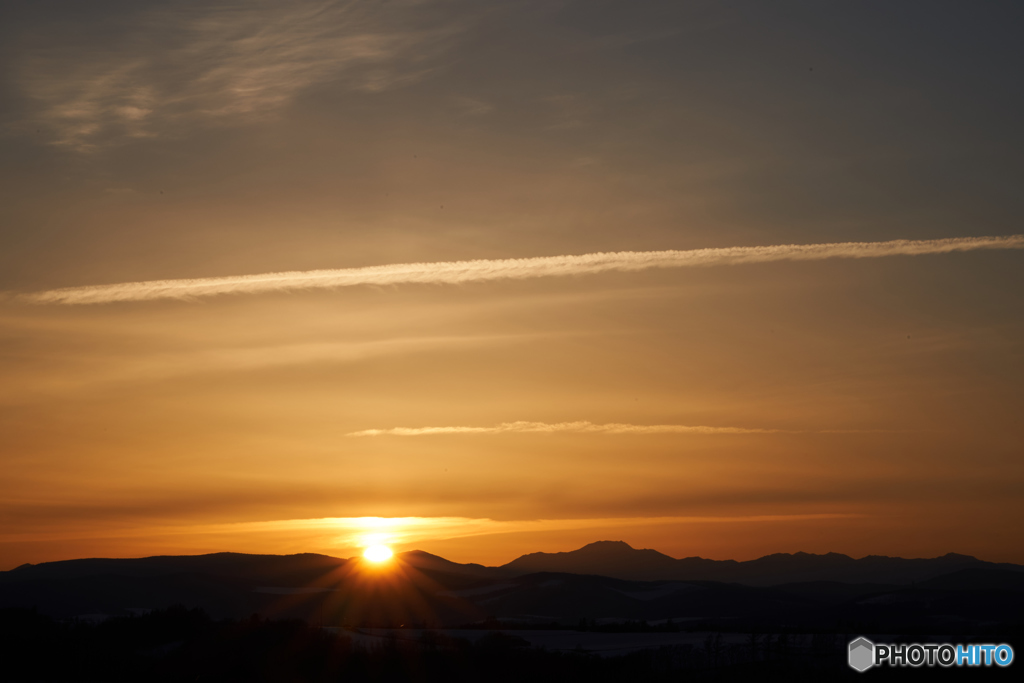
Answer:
347, 421, 787, 437
0, 514, 864, 548
0, 333, 539, 405
19, 1, 459, 151
20, 234, 1024, 305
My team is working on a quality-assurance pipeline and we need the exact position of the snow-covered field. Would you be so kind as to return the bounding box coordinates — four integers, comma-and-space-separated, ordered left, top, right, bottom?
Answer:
330, 628, 751, 657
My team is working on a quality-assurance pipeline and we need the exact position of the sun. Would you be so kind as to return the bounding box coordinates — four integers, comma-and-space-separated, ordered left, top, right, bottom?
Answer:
363, 544, 393, 562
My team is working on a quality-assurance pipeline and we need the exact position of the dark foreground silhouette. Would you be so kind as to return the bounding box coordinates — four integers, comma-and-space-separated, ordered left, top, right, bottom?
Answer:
3, 605, 1017, 682
4, 545, 1024, 629
3, 545, 1022, 681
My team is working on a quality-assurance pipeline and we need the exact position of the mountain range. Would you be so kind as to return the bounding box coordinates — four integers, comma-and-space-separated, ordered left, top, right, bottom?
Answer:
495, 540, 1024, 585
3, 541, 1022, 630
9, 540, 1021, 586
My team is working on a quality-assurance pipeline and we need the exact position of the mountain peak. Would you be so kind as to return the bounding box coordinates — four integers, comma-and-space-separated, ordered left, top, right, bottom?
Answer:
938, 552, 977, 561
578, 540, 635, 553
755, 551, 854, 563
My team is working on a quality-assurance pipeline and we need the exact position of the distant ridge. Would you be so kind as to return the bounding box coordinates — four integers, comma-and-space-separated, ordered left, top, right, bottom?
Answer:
497, 541, 1024, 585
4, 543, 1021, 587
3, 544, 1023, 627
1, 552, 349, 585
397, 550, 497, 577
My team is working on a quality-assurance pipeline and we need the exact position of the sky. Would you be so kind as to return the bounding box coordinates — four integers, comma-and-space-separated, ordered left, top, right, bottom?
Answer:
1, 0, 1023, 570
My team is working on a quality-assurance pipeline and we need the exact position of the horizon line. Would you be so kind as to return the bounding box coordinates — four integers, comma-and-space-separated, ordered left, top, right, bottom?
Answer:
6, 541, 990, 571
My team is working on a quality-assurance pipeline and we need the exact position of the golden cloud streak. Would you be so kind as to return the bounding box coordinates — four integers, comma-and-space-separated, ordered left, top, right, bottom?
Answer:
19, 235, 1024, 305
347, 421, 786, 437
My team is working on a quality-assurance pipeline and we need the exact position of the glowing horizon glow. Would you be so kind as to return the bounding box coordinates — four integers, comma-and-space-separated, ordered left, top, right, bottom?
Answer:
0, 514, 868, 568
363, 544, 393, 562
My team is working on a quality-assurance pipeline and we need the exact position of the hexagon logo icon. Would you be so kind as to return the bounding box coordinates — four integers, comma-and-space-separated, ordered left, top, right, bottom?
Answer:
848, 637, 875, 672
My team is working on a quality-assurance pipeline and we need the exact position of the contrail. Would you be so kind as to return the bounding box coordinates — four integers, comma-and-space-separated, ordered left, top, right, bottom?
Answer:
21, 234, 1024, 305
347, 421, 787, 437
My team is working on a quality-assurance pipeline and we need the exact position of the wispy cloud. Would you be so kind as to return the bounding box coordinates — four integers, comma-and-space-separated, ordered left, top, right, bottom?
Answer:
0, 333, 537, 405
19, 1, 459, 151
20, 235, 1024, 305
0, 514, 863, 551
348, 421, 787, 437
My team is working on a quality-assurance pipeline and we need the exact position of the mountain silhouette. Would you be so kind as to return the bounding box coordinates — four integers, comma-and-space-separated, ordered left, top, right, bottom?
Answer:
397, 550, 498, 578
7, 543, 1020, 588
1, 553, 485, 626
3, 552, 348, 584
3, 543, 1022, 629
501, 541, 682, 580
498, 541, 1024, 585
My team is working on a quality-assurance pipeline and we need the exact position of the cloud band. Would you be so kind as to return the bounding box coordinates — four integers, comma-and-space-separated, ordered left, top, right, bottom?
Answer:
21, 234, 1024, 305
347, 421, 785, 437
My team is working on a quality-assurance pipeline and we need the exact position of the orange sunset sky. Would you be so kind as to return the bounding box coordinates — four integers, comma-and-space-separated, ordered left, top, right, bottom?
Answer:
1, 1, 1023, 570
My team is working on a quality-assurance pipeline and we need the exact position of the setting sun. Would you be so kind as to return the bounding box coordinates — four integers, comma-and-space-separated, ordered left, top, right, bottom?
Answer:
363, 545, 393, 563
